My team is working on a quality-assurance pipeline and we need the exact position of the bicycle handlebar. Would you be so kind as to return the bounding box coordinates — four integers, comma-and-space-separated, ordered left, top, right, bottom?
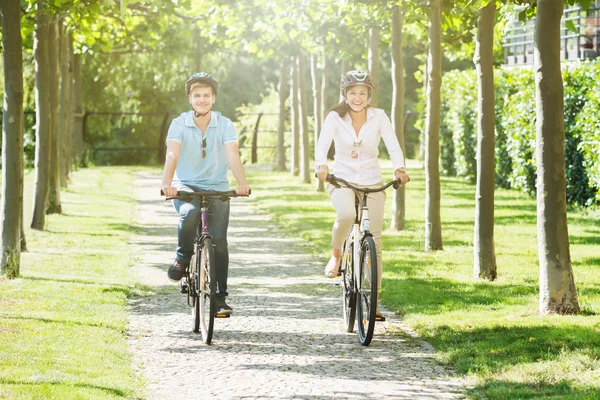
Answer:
316, 174, 406, 193
161, 189, 251, 201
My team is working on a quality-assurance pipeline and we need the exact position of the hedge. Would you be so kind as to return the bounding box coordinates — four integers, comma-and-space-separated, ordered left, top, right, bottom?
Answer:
434, 60, 600, 207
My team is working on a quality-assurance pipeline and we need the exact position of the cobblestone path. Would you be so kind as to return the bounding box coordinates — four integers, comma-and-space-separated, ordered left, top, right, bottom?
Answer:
127, 171, 468, 399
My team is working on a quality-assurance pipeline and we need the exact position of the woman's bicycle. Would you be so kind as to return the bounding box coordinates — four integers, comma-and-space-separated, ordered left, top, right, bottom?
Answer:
164, 189, 249, 344
323, 174, 402, 346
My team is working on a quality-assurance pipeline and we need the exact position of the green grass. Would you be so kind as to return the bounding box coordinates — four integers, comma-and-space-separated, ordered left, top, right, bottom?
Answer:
0, 167, 146, 399
245, 161, 600, 400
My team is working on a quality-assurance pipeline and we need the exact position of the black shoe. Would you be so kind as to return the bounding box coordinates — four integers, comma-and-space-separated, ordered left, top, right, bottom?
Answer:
168, 259, 189, 282
215, 297, 233, 315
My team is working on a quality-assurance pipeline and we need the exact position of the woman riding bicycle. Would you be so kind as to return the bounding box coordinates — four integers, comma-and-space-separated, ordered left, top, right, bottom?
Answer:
315, 70, 410, 315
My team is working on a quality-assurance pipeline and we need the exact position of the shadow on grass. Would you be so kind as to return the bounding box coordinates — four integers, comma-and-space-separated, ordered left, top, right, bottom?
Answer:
472, 379, 599, 400
425, 324, 600, 375
381, 276, 536, 316
0, 378, 129, 397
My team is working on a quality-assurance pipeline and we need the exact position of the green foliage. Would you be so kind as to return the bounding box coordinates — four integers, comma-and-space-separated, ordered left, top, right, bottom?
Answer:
493, 71, 512, 189
573, 64, 600, 204
442, 70, 478, 182
434, 61, 600, 206
498, 68, 536, 195
564, 62, 598, 207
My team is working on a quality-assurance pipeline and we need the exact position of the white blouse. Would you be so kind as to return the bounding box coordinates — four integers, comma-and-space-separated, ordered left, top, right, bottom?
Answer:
315, 107, 406, 185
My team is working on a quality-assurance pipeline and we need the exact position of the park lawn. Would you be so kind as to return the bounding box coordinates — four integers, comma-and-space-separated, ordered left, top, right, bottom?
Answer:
245, 161, 600, 400
0, 167, 145, 399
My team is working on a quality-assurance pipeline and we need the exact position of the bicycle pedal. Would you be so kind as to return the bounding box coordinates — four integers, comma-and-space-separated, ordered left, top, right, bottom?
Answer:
215, 313, 231, 318
375, 315, 386, 322
334, 280, 342, 286
179, 282, 189, 294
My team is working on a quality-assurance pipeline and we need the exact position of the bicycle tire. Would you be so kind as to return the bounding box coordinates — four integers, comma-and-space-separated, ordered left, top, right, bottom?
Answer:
341, 240, 356, 333
199, 238, 216, 344
190, 251, 201, 333
356, 235, 378, 346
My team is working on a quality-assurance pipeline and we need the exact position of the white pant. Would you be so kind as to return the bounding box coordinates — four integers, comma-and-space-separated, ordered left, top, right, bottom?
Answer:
327, 182, 386, 289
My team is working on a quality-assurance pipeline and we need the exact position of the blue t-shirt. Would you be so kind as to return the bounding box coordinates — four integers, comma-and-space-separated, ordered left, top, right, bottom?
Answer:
166, 110, 238, 191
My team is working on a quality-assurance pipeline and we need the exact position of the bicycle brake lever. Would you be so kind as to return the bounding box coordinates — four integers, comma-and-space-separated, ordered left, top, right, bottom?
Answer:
327, 174, 341, 188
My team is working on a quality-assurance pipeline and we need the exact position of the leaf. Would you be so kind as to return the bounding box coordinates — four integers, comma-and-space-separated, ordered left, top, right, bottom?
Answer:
565, 20, 578, 35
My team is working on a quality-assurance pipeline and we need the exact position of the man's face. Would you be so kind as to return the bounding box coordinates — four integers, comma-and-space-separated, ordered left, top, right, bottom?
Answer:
188, 85, 215, 115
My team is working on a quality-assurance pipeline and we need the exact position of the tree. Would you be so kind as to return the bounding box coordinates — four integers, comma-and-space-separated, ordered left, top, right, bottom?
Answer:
473, 0, 497, 280
534, 0, 579, 314
297, 53, 311, 184
424, 0, 443, 251
290, 58, 300, 176
1, 0, 25, 278
276, 59, 288, 171
311, 53, 324, 191
31, 1, 51, 230
390, 4, 407, 231
368, 26, 381, 107
46, 16, 62, 214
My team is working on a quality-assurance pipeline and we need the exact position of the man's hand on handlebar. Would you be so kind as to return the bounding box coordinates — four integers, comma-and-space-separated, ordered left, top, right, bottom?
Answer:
236, 184, 251, 196
161, 185, 177, 197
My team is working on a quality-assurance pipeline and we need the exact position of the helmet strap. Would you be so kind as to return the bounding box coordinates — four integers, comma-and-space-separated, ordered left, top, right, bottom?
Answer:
193, 107, 212, 118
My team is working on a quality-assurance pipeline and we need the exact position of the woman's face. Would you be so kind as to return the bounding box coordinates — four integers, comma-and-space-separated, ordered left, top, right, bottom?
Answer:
345, 85, 370, 112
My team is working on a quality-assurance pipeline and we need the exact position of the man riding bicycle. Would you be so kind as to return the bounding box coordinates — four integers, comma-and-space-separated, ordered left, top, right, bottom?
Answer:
161, 72, 251, 315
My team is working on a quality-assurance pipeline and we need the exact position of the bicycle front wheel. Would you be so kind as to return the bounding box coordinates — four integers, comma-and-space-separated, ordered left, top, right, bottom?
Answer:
356, 235, 378, 346
199, 238, 216, 344
341, 240, 356, 333
190, 252, 200, 333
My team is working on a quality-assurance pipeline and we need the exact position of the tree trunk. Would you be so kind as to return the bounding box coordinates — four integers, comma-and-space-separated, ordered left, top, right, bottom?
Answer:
1, 0, 24, 278
424, 0, 443, 251
31, 1, 51, 230
473, 2, 497, 280
59, 23, 71, 188
368, 27, 381, 107
320, 54, 328, 121
66, 33, 74, 177
290, 58, 300, 176
391, 5, 406, 231
47, 17, 62, 214
72, 52, 84, 167
535, 0, 580, 315
297, 53, 311, 184
276, 59, 288, 171
21, 218, 27, 252
339, 60, 349, 102
311, 54, 324, 191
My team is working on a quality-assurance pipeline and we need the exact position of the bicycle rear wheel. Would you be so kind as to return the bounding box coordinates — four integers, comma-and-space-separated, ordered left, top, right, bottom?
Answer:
190, 251, 201, 333
341, 240, 356, 333
356, 235, 378, 346
199, 238, 216, 344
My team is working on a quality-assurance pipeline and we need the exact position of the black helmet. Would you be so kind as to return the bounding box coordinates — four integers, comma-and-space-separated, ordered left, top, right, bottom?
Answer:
185, 72, 219, 95
340, 70, 374, 96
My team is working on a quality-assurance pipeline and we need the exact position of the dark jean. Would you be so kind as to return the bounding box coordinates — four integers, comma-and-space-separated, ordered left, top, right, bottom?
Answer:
173, 188, 231, 297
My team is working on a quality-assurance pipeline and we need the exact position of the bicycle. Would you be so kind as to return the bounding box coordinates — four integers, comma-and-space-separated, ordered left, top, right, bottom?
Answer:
163, 189, 249, 344
322, 174, 403, 346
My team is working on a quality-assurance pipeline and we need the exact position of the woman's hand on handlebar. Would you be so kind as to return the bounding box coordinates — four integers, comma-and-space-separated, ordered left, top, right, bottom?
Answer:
316, 165, 329, 182
394, 169, 411, 186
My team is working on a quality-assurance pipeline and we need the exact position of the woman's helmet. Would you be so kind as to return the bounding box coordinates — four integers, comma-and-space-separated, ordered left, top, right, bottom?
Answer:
340, 70, 374, 97
185, 72, 219, 96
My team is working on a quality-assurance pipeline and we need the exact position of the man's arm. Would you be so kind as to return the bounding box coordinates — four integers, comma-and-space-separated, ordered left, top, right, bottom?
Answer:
161, 140, 181, 197
225, 141, 250, 195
